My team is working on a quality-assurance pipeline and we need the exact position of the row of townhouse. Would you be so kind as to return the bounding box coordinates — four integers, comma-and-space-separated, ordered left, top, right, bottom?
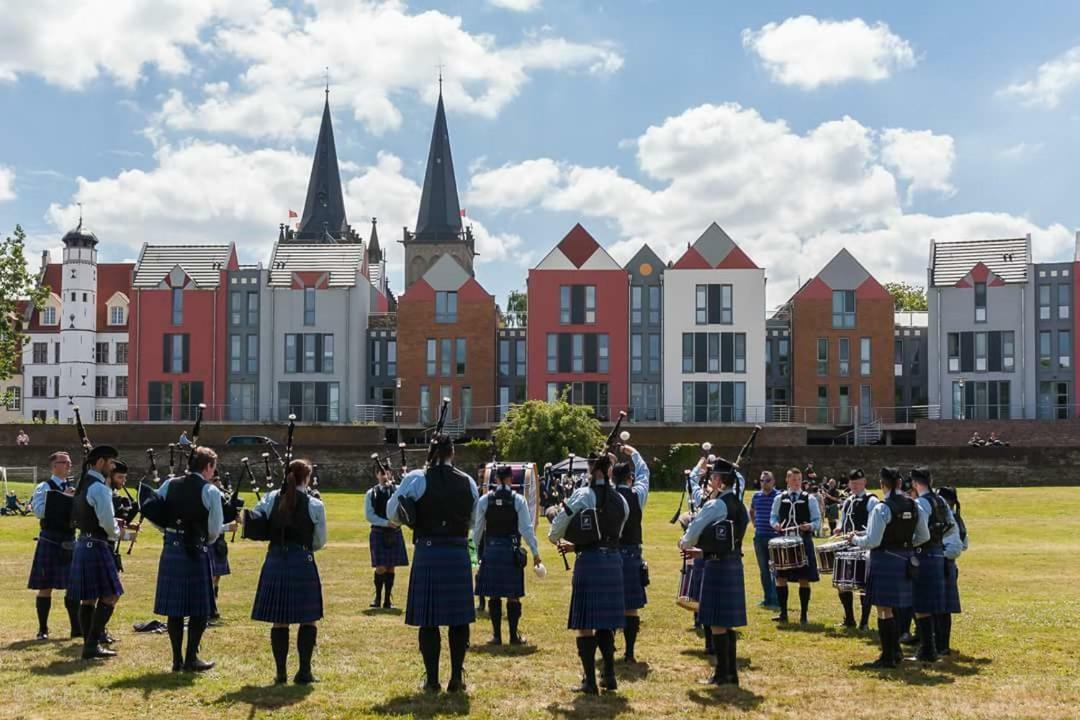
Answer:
13, 90, 1080, 428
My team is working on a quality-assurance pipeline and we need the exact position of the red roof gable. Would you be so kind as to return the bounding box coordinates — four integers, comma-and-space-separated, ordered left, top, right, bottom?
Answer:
854, 276, 892, 301
793, 276, 832, 301
672, 246, 710, 269
27, 262, 133, 332
558, 224, 600, 268
398, 279, 435, 303
716, 245, 759, 270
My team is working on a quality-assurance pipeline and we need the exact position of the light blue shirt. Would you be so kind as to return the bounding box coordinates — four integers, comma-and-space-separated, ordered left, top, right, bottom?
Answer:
839, 491, 879, 533
679, 490, 733, 549
917, 491, 965, 559
688, 463, 742, 507
618, 452, 651, 509
473, 487, 540, 556
548, 484, 629, 543
853, 492, 931, 550
386, 465, 480, 528
769, 490, 822, 531
250, 489, 328, 551
365, 483, 395, 528
153, 476, 225, 544
85, 470, 120, 541
31, 475, 69, 520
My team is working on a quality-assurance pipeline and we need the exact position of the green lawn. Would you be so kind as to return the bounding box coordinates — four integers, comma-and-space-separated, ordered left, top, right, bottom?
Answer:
0, 483, 1077, 719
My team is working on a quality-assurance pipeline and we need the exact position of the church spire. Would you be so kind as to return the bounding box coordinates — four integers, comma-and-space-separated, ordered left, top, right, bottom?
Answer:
296, 92, 347, 242
414, 86, 462, 240
368, 217, 382, 262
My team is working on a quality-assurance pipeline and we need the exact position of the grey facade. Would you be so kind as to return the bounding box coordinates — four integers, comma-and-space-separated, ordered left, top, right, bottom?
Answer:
496, 326, 527, 421
765, 305, 791, 422
1033, 262, 1073, 418
894, 311, 929, 422
625, 244, 664, 421
928, 237, 1037, 420
367, 319, 397, 422
226, 266, 266, 421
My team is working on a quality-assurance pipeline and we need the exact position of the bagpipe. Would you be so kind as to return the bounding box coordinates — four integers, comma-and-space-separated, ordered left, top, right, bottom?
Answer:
137, 404, 207, 536
123, 448, 158, 554
394, 397, 451, 529
241, 414, 299, 542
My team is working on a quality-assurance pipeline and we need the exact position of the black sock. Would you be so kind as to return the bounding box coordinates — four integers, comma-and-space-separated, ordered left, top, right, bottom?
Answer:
488, 598, 503, 642
799, 586, 811, 620
373, 574, 383, 605
297, 624, 317, 678
917, 616, 936, 658
78, 603, 95, 641
728, 630, 738, 680
596, 629, 616, 677
776, 586, 789, 616
623, 615, 640, 658
86, 602, 114, 650
448, 624, 469, 682
270, 627, 289, 680
167, 617, 185, 667
507, 601, 522, 641
897, 607, 913, 636
65, 594, 81, 636
383, 574, 395, 604
712, 633, 730, 680
35, 597, 52, 635
576, 636, 597, 685
860, 594, 872, 627
839, 592, 855, 624
418, 627, 441, 686
878, 617, 895, 661
185, 616, 208, 665
703, 627, 714, 655
937, 614, 952, 653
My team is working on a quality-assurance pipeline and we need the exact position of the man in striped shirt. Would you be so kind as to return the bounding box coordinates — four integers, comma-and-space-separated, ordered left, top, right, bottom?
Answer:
750, 472, 779, 610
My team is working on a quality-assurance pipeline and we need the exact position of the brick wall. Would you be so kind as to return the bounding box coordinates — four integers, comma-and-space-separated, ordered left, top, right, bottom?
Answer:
916, 418, 1080, 446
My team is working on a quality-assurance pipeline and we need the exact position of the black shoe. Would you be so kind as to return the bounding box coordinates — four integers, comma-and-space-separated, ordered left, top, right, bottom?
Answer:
938, 647, 953, 657
861, 655, 897, 669
294, 670, 317, 685
698, 672, 724, 686
36, 631, 49, 641
599, 673, 618, 691
446, 676, 466, 693
486, 637, 502, 646
574, 679, 599, 694
858, 622, 870, 632
382, 600, 393, 609
274, 673, 288, 685
184, 658, 215, 672
509, 636, 529, 647
899, 632, 919, 646
622, 653, 637, 663
172, 662, 183, 673
422, 680, 441, 693
772, 613, 789, 623
913, 650, 938, 664
841, 619, 856, 628
799, 613, 808, 625
100, 631, 116, 645
81, 645, 116, 660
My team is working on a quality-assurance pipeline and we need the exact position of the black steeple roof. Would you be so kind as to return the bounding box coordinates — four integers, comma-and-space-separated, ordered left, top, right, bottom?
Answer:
413, 88, 463, 241
296, 92, 347, 242
367, 218, 382, 262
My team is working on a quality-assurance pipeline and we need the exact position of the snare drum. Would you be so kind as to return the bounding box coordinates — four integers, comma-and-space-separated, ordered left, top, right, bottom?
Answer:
768, 535, 807, 571
833, 549, 869, 593
816, 539, 850, 574
676, 556, 703, 612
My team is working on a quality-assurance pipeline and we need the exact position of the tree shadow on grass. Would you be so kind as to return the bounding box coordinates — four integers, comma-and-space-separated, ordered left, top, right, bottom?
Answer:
616, 660, 651, 682
470, 642, 539, 657
215, 683, 314, 720
6, 637, 63, 651
370, 691, 471, 719
106, 670, 197, 697
687, 686, 764, 711
545, 692, 630, 720
27, 644, 95, 677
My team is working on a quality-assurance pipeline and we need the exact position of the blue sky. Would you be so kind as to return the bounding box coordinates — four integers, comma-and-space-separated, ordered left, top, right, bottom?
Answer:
2, 1, 1079, 309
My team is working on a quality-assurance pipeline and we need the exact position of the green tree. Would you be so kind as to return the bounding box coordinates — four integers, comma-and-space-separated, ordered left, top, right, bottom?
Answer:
1, 225, 48, 385
884, 281, 928, 311
492, 398, 604, 468
505, 290, 527, 327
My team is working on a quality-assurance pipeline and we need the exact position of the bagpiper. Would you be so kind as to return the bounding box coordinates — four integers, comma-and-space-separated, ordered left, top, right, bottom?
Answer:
27, 451, 80, 641
613, 444, 650, 663
365, 458, 408, 609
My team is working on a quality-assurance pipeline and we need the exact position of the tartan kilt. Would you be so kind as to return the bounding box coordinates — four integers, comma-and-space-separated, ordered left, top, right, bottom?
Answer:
27, 530, 74, 590
619, 545, 647, 610
688, 557, 705, 602
568, 547, 625, 631
154, 538, 217, 618
474, 536, 525, 599
866, 548, 912, 609
369, 526, 409, 568
252, 544, 323, 624
211, 538, 231, 577
775, 533, 820, 582
405, 538, 475, 627
944, 559, 962, 614
912, 548, 946, 614
697, 553, 747, 629
68, 536, 123, 602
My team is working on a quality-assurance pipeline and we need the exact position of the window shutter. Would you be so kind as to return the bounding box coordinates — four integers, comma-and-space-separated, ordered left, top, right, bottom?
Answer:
707, 284, 722, 324
584, 333, 598, 373
721, 333, 734, 373
315, 334, 323, 373
987, 331, 1002, 372
721, 382, 735, 423
182, 335, 190, 373
163, 335, 170, 373
571, 285, 585, 324
192, 381, 204, 407
960, 332, 974, 373
694, 333, 707, 373
558, 334, 572, 373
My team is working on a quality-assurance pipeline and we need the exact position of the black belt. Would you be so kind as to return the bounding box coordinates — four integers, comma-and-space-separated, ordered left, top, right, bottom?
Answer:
878, 542, 913, 550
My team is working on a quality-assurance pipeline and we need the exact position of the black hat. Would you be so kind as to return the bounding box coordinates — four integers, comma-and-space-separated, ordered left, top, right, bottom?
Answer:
496, 464, 513, 480
612, 461, 632, 482
910, 466, 932, 486
111, 460, 128, 475
711, 457, 736, 477
848, 468, 865, 481
936, 486, 958, 507
589, 452, 614, 476
900, 475, 913, 493
879, 466, 902, 484
86, 445, 119, 464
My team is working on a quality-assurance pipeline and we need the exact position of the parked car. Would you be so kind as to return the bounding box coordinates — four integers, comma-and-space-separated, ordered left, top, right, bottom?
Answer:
225, 435, 281, 448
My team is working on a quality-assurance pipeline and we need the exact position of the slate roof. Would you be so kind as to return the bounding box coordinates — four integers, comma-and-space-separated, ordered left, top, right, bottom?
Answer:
930, 238, 1028, 287
268, 243, 366, 287
132, 245, 231, 288
414, 90, 463, 240
295, 94, 348, 241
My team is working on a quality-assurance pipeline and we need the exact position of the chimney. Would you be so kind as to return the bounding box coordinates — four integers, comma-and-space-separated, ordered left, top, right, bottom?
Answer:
40, 249, 50, 272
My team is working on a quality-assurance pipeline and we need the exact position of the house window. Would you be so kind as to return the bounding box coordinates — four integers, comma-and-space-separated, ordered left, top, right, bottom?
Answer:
708, 333, 720, 373
956, 380, 1011, 420
894, 338, 903, 377
1002, 331, 1015, 371
695, 284, 733, 325
95, 342, 109, 364
1059, 330, 1071, 369
386, 340, 396, 376
975, 332, 987, 371
572, 334, 584, 373
832, 290, 855, 328
720, 285, 733, 324
860, 337, 871, 376
420, 385, 431, 424
515, 339, 526, 376
95, 376, 109, 398
32, 377, 47, 397
547, 334, 557, 373
116, 342, 128, 365
248, 291, 259, 325
1039, 284, 1051, 320
499, 340, 510, 376
230, 335, 241, 373
229, 383, 256, 421
682, 334, 693, 373
460, 386, 472, 423
559, 285, 596, 325
42, 306, 57, 325
115, 376, 128, 398
734, 333, 745, 373
974, 282, 987, 323
285, 335, 297, 373
5, 386, 20, 411
171, 287, 183, 325
32, 342, 47, 364
231, 291, 242, 325
303, 288, 316, 326
53, 342, 59, 363
695, 285, 707, 325
94, 409, 108, 422
838, 385, 850, 424
817, 385, 828, 423
817, 338, 828, 376
435, 291, 458, 323
947, 333, 960, 372
114, 409, 128, 422
109, 305, 125, 325
322, 335, 333, 374
455, 338, 467, 376
439, 338, 452, 376
681, 380, 746, 423
584, 286, 596, 323
1059, 284, 1071, 320
778, 338, 789, 377
370, 340, 382, 376
247, 335, 258, 374
560, 287, 571, 324
427, 339, 437, 376
148, 381, 173, 421
631, 286, 642, 325
648, 334, 661, 374
765, 340, 772, 375
164, 334, 188, 374
598, 334, 609, 373
277, 381, 338, 422
303, 334, 316, 373
631, 334, 642, 373
1040, 331, 1052, 369
648, 286, 661, 325
838, 338, 850, 377
547, 383, 558, 403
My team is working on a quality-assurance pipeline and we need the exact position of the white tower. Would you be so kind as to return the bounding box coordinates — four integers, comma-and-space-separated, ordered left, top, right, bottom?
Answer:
58, 220, 99, 423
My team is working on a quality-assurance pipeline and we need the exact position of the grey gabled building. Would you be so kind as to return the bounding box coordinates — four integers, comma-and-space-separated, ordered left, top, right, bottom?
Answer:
765, 302, 792, 422
1033, 261, 1074, 418
625, 244, 664, 421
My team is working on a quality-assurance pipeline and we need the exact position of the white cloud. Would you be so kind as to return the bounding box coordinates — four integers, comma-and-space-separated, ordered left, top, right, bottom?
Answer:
149, 0, 622, 139
0, 0, 269, 89
467, 159, 562, 209
999, 46, 1080, 109
741, 16, 916, 90
487, 0, 541, 12
880, 128, 956, 203
999, 142, 1043, 160
0, 166, 14, 202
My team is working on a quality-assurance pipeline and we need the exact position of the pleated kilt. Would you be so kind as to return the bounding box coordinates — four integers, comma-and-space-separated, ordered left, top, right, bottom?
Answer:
68, 536, 123, 602
154, 536, 217, 618
252, 544, 323, 625
619, 544, 647, 610
775, 533, 820, 582
474, 536, 525, 599
912, 547, 946, 614
369, 526, 409, 568
211, 538, 231, 577
866, 548, 912, 609
568, 546, 625, 631
697, 553, 747, 629
688, 557, 705, 603
405, 537, 475, 628
944, 559, 961, 614
27, 529, 74, 590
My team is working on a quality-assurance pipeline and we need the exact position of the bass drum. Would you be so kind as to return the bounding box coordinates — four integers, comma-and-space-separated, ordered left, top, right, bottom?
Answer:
676, 555, 703, 612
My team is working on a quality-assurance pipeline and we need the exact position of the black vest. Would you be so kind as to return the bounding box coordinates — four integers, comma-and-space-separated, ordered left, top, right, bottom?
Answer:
414, 465, 474, 539
594, 485, 627, 546
846, 492, 876, 532
370, 484, 393, 520
616, 485, 643, 546
776, 490, 812, 531
485, 486, 518, 538
163, 474, 211, 544
881, 493, 918, 549
269, 491, 316, 548
923, 492, 952, 547
73, 472, 108, 539
41, 477, 74, 533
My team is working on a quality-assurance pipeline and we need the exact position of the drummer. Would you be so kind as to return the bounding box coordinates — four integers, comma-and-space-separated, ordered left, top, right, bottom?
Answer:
909, 467, 963, 663
769, 468, 821, 625
687, 454, 721, 652
834, 469, 877, 630
850, 467, 929, 669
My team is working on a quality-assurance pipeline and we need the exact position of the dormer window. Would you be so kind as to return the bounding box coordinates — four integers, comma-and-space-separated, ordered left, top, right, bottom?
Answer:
974, 282, 987, 323
42, 306, 57, 325
110, 306, 125, 325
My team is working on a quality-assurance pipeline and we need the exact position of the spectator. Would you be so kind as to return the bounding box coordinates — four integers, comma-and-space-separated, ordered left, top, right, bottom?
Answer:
750, 471, 780, 610
178, 431, 191, 447
16, 429, 30, 447
988, 431, 1009, 447
822, 477, 841, 534
968, 432, 985, 447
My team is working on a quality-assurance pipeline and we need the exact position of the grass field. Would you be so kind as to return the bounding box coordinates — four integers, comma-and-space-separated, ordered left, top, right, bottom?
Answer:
0, 482, 1078, 720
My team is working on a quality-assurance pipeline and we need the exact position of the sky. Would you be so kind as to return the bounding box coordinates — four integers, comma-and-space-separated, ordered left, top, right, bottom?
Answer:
2, 0, 1080, 312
